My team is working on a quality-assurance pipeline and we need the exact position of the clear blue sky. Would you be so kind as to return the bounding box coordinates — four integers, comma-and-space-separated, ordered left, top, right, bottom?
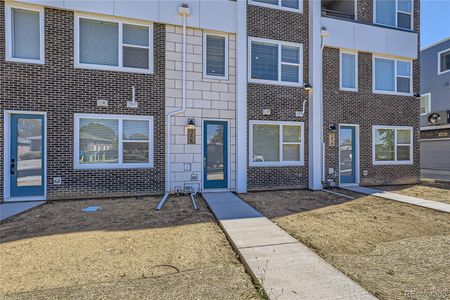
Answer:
421, 0, 450, 48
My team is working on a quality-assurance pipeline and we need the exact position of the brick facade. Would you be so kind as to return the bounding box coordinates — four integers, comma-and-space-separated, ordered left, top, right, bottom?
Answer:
0, 2, 166, 200
246, 3, 310, 190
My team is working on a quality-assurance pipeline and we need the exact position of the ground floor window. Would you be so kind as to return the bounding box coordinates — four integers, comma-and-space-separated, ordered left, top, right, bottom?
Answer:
373, 125, 413, 165
74, 114, 153, 169
250, 121, 304, 167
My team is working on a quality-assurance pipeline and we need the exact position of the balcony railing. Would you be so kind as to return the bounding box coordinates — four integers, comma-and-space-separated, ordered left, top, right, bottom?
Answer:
321, 9, 355, 20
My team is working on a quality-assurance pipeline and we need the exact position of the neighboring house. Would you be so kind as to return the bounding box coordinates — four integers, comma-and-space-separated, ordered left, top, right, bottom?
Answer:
0, 0, 420, 202
420, 37, 450, 181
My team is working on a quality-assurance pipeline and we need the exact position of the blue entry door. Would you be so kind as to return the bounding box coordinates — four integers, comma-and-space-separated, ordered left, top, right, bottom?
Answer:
339, 126, 356, 184
10, 114, 45, 197
203, 121, 228, 189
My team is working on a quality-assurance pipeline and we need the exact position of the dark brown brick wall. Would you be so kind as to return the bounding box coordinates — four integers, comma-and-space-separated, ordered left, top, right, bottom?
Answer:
322, 48, 420, 186
0, 2, 166, 200
246, 3, 310, 190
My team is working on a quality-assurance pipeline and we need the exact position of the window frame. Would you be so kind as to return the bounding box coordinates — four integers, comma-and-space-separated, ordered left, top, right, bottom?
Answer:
248, 37, 303, 87
249, 0, 303, 13
372, 125, 413, 165
74, 13, 154, 74
420, 92, 431, 115
437, 47, 450, 75
372, 55, 413, 96
74, 114, 154, 170
249, 120, 305, 167
340, 50, 358, 92
203, 31, 229, 80
373, 0, 414, 31
5, 2, 45, 64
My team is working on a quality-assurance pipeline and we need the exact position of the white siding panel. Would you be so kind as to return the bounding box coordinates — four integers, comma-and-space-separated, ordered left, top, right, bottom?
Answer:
64, 0, 114, 15
114, 0, 159, 21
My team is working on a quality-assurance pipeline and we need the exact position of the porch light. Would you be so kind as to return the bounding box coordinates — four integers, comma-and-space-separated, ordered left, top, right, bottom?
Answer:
414, 93, 421, 99
303, 83, 312, 91
187, 118, 196, 129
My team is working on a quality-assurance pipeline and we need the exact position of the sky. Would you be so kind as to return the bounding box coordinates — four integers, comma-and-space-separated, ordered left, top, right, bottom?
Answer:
420, 0, 450, 48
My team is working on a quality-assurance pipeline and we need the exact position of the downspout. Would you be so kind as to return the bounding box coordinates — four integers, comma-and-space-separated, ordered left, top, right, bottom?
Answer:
157, 4, 190, 210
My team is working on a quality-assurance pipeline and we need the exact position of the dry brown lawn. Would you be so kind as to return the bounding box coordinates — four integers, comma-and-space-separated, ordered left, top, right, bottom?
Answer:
240, 190, 450, 300
379, 183, 450, 204
0, 196, 260, 300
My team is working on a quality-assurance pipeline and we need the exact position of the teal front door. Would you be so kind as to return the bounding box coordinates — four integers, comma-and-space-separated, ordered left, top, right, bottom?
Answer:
203, 121, 228, 189
339, 126, 356, 184
10, 114, 45, 197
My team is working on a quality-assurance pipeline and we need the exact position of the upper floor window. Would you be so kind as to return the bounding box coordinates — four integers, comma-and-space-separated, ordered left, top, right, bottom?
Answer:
249, 0, 302, 13
75, 14, 153, 73
373, 126, 413, 165
373, 56, 412, 95
5, 4, 44, 64
420, 93, 431, 115
340, 50, 358, 91
203, 33, 228, 79
74, 114, 154, 169
375, 0, 413, 30
438, 48, 450, 75
249, 38, 303, 86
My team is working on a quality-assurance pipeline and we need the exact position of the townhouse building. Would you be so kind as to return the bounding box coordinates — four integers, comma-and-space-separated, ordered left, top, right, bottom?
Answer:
0, 0, 420, 202
420, 37, 450, 180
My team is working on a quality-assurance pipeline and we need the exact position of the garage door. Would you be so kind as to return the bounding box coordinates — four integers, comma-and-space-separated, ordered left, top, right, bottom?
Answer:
421, 139, 450, 170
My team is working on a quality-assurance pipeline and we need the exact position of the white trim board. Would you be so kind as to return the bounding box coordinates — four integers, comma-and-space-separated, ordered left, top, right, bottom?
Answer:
3, 110, 48, 202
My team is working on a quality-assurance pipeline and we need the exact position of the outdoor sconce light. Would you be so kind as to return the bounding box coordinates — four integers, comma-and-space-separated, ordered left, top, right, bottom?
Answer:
187, 118, 195, 129
329, 124, 337, 131
414, 93, 421, 99
303, 83, 312, 91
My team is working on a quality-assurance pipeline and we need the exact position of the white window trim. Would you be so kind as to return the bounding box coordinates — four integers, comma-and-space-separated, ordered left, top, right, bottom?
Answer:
340, 50, 358, 92
249, 120, 305, 167
372, 125, 413, 165
5, 2, 45, 64
437, 47, 450, 75
420, 92, 431, 115
74, 114, 154, 170
373, 0, 414, 31
203, 31, 229, 80
248, 37, 303, 87
249, 0, 303, 13
372, 54, 413, 96
74, 13, 154, 74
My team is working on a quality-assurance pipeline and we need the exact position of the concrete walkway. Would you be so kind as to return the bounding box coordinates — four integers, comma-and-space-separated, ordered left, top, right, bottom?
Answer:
203, 192, 376, 300
343, 186, 450, 213
0, 201, 45, 222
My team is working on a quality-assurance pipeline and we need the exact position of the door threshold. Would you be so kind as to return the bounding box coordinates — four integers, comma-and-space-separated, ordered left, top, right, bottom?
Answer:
339, 183, 359, 187
202, 189, 230, 193
4, 196, 46, 203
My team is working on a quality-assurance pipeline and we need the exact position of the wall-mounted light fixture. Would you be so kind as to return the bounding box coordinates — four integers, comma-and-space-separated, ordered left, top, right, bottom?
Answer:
328, 124, 337, 131
303, 83, 312, 91
187, 118, 195, 129
414, 93, 421, 99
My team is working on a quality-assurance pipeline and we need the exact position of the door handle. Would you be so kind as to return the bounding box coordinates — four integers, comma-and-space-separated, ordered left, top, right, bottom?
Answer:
10, 159, 15, 175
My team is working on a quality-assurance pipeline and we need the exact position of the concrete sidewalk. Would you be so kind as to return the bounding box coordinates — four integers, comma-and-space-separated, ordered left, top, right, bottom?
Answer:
343, 186, 450, 213
203, 192, 376, 300
0, 201, 45, 222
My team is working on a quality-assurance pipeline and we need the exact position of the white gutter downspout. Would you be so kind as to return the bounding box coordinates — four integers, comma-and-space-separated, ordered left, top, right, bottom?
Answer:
157, 4, 190, 210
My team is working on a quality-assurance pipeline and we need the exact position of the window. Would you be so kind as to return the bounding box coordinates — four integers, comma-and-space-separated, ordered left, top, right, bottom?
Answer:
75, 15, 153, 73
375, 0, 413, 30
249, 38, 303, 86
438, 48, 450, 75
203, 33, 228, 79
74, 114, 153, 169
374, 57, 412, 95
249, 0, 302, 12
340, 51, 358, 91
373, 126, 413, 165
250, 121, 304, 166
5, 4, 44, 64
420, 93, 431, 115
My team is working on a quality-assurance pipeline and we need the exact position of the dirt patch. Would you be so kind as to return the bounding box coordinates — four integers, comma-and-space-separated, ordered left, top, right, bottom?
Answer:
379, 183, 450, 204
240, 190, 450, 300
0, 196, 260, 299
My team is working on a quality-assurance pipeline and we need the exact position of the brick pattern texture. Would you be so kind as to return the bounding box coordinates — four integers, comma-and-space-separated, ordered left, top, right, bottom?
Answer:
0, 3, 166, 200
246, 3, 310, 190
